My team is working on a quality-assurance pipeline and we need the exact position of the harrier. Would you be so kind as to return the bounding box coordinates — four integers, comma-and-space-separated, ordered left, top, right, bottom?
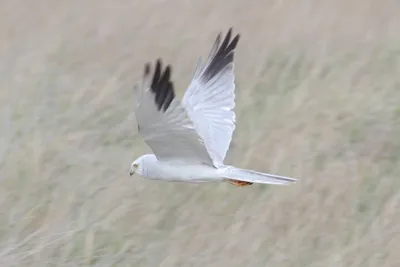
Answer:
130, 28, 297, 187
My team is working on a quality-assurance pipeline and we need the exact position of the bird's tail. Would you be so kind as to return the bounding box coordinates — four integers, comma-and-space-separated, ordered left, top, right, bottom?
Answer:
221, 166, 297, 185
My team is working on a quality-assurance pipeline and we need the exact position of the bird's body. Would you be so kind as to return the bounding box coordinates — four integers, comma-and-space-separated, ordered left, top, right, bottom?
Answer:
134, 154, 221, 183
130, 28, 298, 187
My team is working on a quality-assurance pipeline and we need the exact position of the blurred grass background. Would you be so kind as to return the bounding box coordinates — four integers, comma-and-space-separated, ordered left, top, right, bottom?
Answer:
0, 0, 399, 266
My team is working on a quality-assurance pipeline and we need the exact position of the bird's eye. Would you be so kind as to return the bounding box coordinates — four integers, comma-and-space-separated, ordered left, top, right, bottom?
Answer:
133, 163, 139, 168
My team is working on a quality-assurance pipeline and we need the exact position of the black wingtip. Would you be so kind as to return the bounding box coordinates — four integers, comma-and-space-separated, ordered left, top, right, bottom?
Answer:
226, 27, 233, 38
163, 65, 171, 81
156, 58, 162, 69
221, 28, 232, 48
146, 60, 176, 112
225, 27, 240, 46
144, 63, 151, 77
202, 28, 240, 82
229, 34, 240, 51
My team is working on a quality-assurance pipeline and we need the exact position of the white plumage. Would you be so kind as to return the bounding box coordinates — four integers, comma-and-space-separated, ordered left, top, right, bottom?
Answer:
130, 28, 297, 187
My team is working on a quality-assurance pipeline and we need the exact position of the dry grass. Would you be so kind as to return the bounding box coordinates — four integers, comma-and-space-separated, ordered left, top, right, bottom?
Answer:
1, 0, 400, 266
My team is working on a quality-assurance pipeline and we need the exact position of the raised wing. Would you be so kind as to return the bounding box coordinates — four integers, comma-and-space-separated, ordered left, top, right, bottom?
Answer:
134, 59, 214, 166
182, 28, 240, 167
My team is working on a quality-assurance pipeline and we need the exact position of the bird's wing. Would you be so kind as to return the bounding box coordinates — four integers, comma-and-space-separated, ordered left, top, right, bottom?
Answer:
134, 59, 214, 166
182, 28, 240, 167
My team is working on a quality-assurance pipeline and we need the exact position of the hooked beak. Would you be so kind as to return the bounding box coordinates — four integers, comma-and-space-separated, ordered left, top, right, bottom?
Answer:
130, 164, 137, 176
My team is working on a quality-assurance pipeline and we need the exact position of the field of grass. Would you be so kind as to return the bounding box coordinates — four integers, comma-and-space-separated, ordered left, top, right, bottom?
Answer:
1, 0, 399, 266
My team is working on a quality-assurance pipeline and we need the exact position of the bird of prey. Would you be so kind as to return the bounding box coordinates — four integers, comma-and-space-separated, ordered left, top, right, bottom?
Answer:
130, 28, 297, 187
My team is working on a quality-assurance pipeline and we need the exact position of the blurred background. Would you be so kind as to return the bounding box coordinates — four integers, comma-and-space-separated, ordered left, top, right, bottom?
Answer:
1, 0, 399, 266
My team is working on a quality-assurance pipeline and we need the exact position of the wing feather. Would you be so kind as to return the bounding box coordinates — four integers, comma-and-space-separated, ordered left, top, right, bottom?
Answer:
134, 59, 214, 165
182, 28, 240, 167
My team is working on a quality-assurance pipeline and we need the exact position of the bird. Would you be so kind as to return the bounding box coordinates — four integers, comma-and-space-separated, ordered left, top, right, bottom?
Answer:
129, 28, 297, 187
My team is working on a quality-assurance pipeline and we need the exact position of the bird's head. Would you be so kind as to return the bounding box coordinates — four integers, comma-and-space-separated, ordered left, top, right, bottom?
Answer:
129, 160, 140, 177
129, 154, 156, 177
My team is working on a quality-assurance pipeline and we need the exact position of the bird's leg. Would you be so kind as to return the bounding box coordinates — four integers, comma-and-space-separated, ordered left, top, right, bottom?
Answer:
227, 179, 253, 187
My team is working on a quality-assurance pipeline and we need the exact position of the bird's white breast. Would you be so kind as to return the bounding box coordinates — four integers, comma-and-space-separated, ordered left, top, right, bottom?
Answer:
144, 160, 222, 183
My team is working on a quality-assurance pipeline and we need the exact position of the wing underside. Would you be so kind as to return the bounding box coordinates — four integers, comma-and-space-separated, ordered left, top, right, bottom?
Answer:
182, 28, 240, 167
134, 60, 214, 166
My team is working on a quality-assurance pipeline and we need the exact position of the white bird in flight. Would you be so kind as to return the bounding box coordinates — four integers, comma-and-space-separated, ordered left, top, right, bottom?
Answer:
130, 28, 297, 187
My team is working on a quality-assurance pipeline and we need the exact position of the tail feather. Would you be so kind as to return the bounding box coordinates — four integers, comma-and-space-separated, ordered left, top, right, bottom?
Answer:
222, 166, 297, 185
